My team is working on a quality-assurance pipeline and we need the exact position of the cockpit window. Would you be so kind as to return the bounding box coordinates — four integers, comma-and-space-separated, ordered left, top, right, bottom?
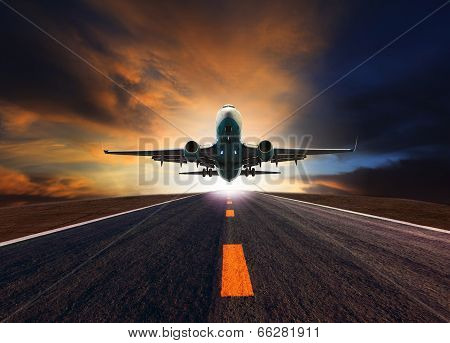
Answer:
222, 104, 235, 108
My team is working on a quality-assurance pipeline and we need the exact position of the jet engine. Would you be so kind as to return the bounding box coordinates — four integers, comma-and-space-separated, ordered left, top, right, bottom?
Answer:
258, 140, 273, 162
184, 140, 200, 162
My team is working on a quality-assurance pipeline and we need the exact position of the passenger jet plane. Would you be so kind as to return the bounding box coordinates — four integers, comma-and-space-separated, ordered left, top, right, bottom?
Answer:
104, 104, 357, 182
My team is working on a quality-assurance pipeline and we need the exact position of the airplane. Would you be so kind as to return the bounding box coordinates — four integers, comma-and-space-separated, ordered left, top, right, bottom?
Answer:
104, 104, 357, 182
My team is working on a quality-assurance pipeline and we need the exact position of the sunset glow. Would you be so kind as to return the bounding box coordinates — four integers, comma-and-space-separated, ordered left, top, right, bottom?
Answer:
1, 1, 448, 205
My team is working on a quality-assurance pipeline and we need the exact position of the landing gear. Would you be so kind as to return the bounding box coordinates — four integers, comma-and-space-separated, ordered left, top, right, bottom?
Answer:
202, 168, 213, 177
244, 168, 256, 177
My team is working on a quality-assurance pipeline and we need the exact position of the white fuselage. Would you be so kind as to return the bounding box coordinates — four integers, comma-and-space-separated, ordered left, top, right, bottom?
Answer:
215, 104, 243, 181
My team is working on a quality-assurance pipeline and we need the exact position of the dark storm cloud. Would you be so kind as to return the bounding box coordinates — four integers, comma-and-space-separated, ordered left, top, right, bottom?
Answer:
296, 55, 450, 156
277, 0, 450, 203
0, 1, 113, 122
335, 57, 450, 154
311, 157, 450, 204
284, 0, 450, 153
0, 0, 162, 135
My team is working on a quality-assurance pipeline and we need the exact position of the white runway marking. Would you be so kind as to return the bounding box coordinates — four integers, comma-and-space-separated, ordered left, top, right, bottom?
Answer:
0, 194, 200, 247
262, 193, 449, 234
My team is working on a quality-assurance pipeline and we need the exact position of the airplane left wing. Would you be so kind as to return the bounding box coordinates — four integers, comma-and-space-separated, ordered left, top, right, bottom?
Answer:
240, 170, 280, 175
242, 138, 357, 167
272, 138, 357, 164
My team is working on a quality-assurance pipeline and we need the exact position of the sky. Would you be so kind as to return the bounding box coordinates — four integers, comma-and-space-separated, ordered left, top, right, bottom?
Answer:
0, 0, 449, 206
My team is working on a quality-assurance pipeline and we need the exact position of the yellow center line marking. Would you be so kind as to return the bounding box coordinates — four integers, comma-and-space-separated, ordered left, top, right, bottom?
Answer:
221, 244, 254, 297
226, 209, 235, 217
226, 200, 232, 205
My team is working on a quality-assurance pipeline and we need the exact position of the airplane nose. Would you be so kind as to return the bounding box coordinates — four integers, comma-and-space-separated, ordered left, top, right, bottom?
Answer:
223, 111, 234, 118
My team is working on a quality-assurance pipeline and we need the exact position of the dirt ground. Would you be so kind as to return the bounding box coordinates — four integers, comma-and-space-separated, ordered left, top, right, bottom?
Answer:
269, 193, 450, 230
0, 194, 196, 242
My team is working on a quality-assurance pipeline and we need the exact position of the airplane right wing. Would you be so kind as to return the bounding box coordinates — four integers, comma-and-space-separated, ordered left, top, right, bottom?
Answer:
104, 145, 217, 168
179, 170, 218, 176
104, 148, 185, 165
104, 148, 183, 156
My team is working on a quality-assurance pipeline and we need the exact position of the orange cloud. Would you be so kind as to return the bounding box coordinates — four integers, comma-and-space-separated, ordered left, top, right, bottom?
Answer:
0, 1, 344, 202
0, 166, 99, 199
82, 0, 336, 138
0, 102, 39, 132
309, 179, 360, 194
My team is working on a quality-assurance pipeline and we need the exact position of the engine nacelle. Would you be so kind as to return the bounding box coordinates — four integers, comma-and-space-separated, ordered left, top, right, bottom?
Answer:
184, 140, 200, 162
258, 140, 273, 162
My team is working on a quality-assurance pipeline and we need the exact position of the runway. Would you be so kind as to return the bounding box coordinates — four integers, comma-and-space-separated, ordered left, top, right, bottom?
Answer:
0, 192, 448, 322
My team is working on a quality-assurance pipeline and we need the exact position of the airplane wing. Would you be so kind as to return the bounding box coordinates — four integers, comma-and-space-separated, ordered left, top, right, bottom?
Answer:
242, 138, 357, 167
240, 170, 280, 175
104, 149, 183, 157
104, 145, 216, 168
179, 170, 279, 176
272, 138, 357, 164
179, 170, 218, 175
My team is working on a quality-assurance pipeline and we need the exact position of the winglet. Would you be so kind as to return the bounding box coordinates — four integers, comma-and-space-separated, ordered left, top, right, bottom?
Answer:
352, 136, 358, 152
102, 142, 109, 154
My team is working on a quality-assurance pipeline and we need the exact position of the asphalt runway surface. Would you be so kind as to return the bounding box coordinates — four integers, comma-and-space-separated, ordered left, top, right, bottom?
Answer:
0, 192, 449, 322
